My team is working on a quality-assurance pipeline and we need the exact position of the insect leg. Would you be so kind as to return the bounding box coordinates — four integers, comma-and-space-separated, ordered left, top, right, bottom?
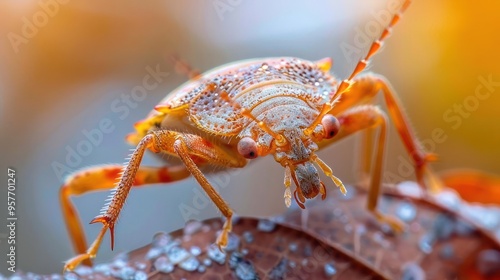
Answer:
336, 105, 405, 232
63, 130, 244, 271
63, 134, 161, 271
331, 74, 441, 192
359, 126, 376, 189
152, 130, 245, 249
172, 136, 236, 250
60, 164, 190, 265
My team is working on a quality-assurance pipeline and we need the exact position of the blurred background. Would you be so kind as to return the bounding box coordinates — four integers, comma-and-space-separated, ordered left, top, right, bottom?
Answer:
0, 0, 499, 275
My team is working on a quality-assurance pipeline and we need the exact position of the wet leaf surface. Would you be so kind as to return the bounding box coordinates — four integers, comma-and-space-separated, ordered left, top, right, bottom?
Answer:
9, 184, 500, 279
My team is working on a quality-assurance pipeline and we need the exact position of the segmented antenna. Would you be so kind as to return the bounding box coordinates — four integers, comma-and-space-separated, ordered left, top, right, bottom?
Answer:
305, 0, 411, 135
170, 54, 202, 80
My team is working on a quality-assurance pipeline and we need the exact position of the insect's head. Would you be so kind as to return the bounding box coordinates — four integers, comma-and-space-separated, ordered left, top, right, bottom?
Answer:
236, 113, 346, 208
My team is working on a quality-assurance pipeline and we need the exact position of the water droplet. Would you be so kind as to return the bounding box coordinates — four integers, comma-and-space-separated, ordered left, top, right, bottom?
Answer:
161, 239, 181, 255
166, 246, 190, 264
396, 201, 417, 222
432, 214, 455, 240
289, 261, 296, 268
117, 266, 136, 280
235, 259, 258, 280
288, 242, 298, 252
184, 220, 203, 235
229, 252, 244, 269
63, 272, 79, 280
207, 244, 227, 265
202, 225, 211, 232
243, 231, 254, 243
94, 263, 111, 273
225, 232, 241, 252
324, 262, 337, 276
190, 246, 202, 256
50, 274, 64, 280
134, 261, 147, 270
242, 248, 249, 255
257, 219, 276, 232
479, 209, 500, 230
418, 233, 435, 254
154, 256, 174, 273
74, 265, 92, 276
439, 244, 454, 260
454, 219, 475, 236
198, 265, 207, 273
356, 224, 366, 235
134, 271, 148, 280
112, 253, 128, 268
397, 181, 423, 198
152, 232, 171, 248
435, 190, 461, 211
179, 256, 200, 272
401, 262, 425, 280
145, 247, 163, 260
477, 249, 500, 276
203, 258, 212, 267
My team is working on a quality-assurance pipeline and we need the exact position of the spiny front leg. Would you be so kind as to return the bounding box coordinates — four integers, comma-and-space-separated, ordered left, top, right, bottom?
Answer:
63, 130, 244, 271
60, 164, 190, 266
63, 135, 155, 271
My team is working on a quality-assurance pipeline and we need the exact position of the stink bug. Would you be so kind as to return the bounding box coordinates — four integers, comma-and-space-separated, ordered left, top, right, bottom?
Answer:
62, 0, 436, 271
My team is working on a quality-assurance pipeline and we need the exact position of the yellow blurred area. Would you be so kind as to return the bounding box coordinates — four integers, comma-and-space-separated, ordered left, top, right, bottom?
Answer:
383, 1, 500, 172
0, 0, 499, 274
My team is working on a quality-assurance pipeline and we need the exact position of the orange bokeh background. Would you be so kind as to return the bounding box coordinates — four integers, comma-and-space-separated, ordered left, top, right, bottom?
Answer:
1, 0, 499, 275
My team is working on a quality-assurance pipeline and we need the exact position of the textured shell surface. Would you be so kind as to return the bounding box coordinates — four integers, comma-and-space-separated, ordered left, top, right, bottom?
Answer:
132, 57, 339, 143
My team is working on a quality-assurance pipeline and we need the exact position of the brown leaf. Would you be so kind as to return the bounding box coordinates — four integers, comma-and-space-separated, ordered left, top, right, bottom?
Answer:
56, 184, 500, 280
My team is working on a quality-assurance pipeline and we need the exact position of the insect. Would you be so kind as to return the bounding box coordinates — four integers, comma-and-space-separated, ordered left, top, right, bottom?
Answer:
62, 0, 435, 271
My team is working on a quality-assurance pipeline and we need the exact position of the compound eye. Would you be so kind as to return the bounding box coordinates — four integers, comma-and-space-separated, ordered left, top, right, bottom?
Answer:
237, 137, 259, 159
321, 114, 340, 139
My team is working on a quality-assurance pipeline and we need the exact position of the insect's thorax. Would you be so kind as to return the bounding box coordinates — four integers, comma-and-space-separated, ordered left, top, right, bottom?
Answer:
236, 82, 320, 135
187, 59, 338, 138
